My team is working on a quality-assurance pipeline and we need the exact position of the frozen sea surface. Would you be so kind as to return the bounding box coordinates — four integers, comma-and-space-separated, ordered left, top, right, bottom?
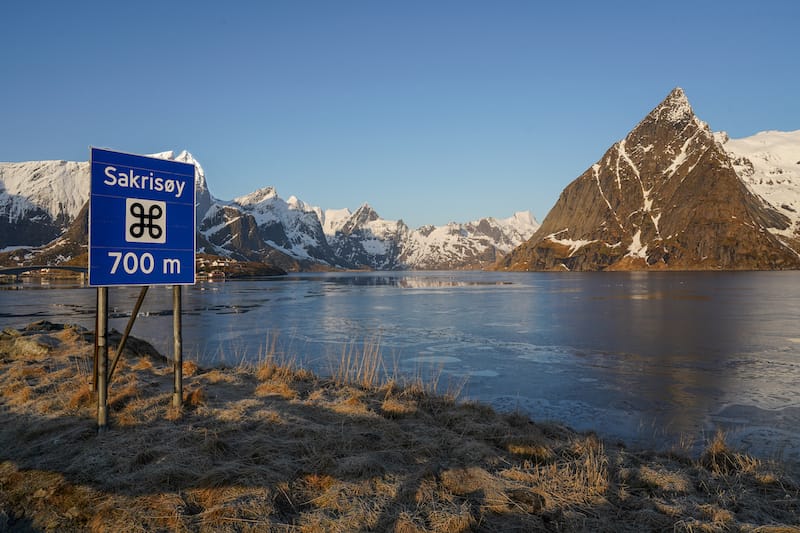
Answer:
2, 271, 799, 461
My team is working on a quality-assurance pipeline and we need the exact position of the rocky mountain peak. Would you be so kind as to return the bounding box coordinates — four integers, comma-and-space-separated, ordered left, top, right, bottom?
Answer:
339, 204, 380, 234
496, 88, 799, 272
650, 87, 694, 124
170, 150, 213, 222
353, 203, 379, 221
235, 186, 278, 206
625, 88, 711, 162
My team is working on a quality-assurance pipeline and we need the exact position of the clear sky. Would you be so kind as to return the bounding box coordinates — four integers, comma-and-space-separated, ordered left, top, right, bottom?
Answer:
2, 1, 798, 228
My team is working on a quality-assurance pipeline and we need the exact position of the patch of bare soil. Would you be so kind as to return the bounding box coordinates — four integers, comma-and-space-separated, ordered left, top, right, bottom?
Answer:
0, 321, 797, 532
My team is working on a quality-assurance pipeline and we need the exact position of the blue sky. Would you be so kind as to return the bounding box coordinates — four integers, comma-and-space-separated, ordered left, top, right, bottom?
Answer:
2, 1, 798, 228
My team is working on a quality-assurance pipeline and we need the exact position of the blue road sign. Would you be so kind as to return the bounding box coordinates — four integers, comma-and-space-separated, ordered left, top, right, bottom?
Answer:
89, 148, 196, 286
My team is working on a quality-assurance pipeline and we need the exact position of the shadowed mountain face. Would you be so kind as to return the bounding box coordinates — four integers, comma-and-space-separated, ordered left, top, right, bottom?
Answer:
498, 88, 800, 271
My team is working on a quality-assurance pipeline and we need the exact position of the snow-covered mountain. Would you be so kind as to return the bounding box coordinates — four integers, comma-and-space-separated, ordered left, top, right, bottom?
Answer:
498, 88, 800, 271
399, 211, 539, 269
0, 150, 210, 251
199, 192, 540, 270
16, 94, 800, 274
0, 152, 539, 271
0, 160, 88, 223
325, 204, 407, 269
0, 159, 89, 247
307, 203, 540, 270
212, 187, 339, 267
716, 130, 800, 240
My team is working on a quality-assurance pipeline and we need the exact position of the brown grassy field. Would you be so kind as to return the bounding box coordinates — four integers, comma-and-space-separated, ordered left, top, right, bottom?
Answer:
0, 321, 798, 532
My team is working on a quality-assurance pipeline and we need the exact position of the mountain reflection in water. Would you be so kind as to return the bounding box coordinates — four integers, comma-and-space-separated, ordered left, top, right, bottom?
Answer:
1, 271, 798, 462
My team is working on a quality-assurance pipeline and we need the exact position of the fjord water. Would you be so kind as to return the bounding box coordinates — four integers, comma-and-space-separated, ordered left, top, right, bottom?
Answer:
2, 271, 799, 460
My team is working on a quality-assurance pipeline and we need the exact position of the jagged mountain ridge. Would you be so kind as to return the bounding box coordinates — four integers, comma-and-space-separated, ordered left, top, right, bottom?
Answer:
314, 204, 540, 270
399, 211, 539, 270
201, 192, 539, 270
0, 153, 539, 271
497, 88, 800, 271
325, 204, 405, 269
7, 88, 797, 272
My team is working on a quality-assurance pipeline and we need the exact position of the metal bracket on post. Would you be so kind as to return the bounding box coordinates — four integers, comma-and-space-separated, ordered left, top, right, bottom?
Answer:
173, 285, 183, 409
96, 287, 109, 431
108, 286, 149, 383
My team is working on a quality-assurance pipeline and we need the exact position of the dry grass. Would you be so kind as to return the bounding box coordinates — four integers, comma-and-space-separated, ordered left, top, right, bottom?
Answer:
0, 321, 798, 532
333, 337, 385, 388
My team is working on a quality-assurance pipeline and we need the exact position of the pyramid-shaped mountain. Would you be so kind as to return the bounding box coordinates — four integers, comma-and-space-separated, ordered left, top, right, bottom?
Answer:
497, 88, 800, 271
